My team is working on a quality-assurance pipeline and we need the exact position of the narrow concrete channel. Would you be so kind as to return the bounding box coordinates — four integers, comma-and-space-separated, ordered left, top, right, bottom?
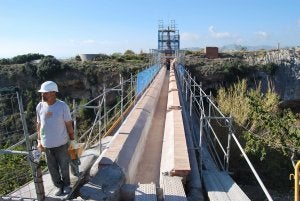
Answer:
132, 70, 169, 185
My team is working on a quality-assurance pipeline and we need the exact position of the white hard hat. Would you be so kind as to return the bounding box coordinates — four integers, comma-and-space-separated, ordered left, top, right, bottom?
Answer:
38, 81, 58, 92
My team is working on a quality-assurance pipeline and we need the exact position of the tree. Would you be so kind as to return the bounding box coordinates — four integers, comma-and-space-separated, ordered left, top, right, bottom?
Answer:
75, 55, 81, 61
11, 53, 44, 64
36, 56, 61, 80
0, 58, 10, 65
124, 50, 135, 55
217, 79, 300, 162
23, 62, 37, 76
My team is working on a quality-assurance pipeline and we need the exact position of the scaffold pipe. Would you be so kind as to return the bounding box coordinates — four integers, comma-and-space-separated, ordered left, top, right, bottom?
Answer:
290, 161, 300, 201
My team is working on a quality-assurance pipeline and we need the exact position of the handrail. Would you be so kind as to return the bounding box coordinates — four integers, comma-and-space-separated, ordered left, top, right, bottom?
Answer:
232, 134, 273, 201
176, 63, 273, 201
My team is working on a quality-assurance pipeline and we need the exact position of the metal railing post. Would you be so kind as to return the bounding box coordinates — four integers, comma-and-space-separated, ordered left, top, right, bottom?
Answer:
225, 116, 233, 171
103, 85, 107, 134
73, 99, 77, 140
290, 161, 300, 201
199, 82, 204, 111
193, 76, 196, 98
182, 70, 185, 94
185, 71, 188, 101
17, 91, 45, 201
189, 87, 192, 118
98, 98, 102, 154
130, 73, 133, 103
120, 74, 124, 122
208, 91, 212, 125
199, 111, 204, 178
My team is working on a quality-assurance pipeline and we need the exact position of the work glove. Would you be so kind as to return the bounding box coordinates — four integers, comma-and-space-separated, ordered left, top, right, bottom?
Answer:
37, 140, 44, 152
69, 140, 79, 149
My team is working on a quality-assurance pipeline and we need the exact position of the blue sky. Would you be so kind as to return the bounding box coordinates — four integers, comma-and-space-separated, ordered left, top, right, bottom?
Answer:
0, 0, 299, 58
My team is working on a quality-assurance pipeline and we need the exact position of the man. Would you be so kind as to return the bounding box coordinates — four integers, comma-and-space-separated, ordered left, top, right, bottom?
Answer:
36, 81, 75, 196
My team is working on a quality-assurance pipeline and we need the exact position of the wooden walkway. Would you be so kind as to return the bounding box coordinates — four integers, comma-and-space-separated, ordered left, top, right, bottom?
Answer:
3, 137, 112, 201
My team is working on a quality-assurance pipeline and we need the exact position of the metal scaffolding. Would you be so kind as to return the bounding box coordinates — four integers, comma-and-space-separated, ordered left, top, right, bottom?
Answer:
158, 20, 180, 55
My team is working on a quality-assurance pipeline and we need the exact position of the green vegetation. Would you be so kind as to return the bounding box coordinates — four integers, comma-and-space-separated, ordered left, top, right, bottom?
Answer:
36, 56, 63, 81
0, 151, 31, 194
0, 51, 150, 194
217, 79, 299, 192
0, 53, 45, 65
217, 79, 299, 159
185, 50, 280, 94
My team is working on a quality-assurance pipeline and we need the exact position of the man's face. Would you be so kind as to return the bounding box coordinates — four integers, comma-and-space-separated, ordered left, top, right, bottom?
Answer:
41, 91, 55, 102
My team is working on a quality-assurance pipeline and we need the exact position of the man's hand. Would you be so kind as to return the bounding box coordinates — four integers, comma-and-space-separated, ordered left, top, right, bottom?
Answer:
37, 140, 44, 151
69, 140, 79, 149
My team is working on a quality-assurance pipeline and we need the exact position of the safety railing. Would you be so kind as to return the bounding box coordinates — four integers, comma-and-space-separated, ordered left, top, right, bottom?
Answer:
290, 160, 300, 201
175, 63, 273, 201
0, 62, 161, 200
73, 63, 161, 150
0, 87, 45, 200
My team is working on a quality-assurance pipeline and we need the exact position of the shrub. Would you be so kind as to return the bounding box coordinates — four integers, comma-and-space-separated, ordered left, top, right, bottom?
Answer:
36, 56, 61, 80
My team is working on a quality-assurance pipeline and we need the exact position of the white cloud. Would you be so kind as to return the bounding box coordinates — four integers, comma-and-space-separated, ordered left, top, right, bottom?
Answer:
181, 32, 200, 42
208, 26, 231, 39
255, 31, 269, 39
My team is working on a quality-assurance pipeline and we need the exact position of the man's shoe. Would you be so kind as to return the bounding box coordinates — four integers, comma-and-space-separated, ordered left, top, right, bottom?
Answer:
55, 187, 63, 196
63, 186, 72, 194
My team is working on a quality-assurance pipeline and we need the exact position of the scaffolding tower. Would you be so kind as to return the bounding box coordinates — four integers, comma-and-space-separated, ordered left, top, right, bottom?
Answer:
158, 20, 180, 55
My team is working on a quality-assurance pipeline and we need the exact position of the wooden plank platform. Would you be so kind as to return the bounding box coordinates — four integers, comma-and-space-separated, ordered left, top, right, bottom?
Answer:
203, 170, 251, 201
3, 144, 102, 201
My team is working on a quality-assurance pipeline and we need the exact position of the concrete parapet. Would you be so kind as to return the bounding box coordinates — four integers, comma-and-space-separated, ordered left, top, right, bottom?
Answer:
117, 109, 151, 182
168, 72, 180, 109
98, 67, 166, 183
98, 133, 128, 165
161, 66, 190, 183
160, 110, 190, 178
80, 164, 125, 200
173, 110, 190, 176
167, 90, 181, 110
169, 77, 178, 91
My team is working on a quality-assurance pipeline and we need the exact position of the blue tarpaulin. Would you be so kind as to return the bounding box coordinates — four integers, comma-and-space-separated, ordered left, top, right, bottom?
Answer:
178, 64, 184, 76
136, 64, 159, 96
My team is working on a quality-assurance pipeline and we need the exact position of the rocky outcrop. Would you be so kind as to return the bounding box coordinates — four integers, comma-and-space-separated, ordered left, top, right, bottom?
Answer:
244, 48, 300, 102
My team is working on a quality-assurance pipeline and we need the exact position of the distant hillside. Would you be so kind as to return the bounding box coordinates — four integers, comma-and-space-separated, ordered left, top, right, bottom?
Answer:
183, 44, 277, 52
221, 44, 276, 51
184, 47, 300, 112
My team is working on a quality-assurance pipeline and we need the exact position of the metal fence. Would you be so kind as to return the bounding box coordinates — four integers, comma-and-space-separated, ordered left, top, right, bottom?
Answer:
175, 63, 273, 201
0, 87, 44, 199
